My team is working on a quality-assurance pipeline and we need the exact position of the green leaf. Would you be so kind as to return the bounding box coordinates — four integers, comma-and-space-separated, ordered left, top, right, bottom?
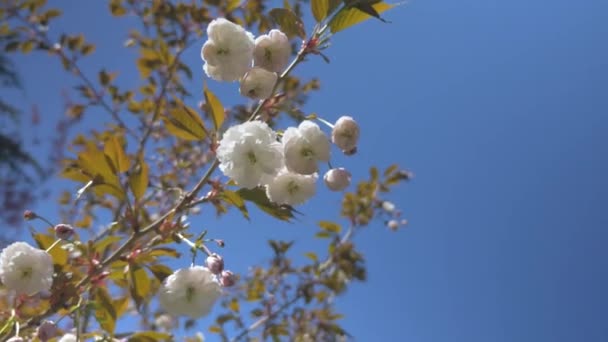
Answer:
269, 8, 306, 39
311, 0, 341, 22
109, 0, 127, 16
129, 155, 148, 201
104, 136, 130, 173
147, 264, 173, 282
209, 325, 222, 334
236, 187, 296, 221
33, 233, 68, 266
318, 220, 342, 233
305, 252, 318, 262
329, 2, 396, 33
204, 85, 225, 131
163, 104, 207, 141
221, 190, 249, 219
94, 287, 117, 333
147, 247, 180, 259
315, 231, 332, 239
128, 331, 172, 342
129, 265, 151, 309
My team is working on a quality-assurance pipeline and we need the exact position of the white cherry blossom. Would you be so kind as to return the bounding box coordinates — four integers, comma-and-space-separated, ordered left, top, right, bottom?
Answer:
253, 29, 291, 73
0, 241, 54, 295
201, 18, 254, 81
282, 121, 330, 175
217, 121, 284, 188
158, 266, 222, 318
266, 169, 317, 205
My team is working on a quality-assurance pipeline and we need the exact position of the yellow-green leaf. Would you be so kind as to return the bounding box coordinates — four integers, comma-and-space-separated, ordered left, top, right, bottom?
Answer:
311, 0, 341, 22
129, 156, 148, 201
209, 325, 222, 334
236, 187, 296, 221
94, 287, 117, 333
204, 85, 225, 131
147, 264, 173, 282
329, 2, 396, 33
33, 233, 68, 266
221, 190, 249, 219
163, 104, 207, 141
229, 298, 240, 312
128, 331, 172, 342
129, 265, 151, 309
104, 136, 130, 173
305, 252, 318, 262
113, 296, 130, 317
319, 220, 342, 233
77, 141, 119, 187
269, 8, 306, 39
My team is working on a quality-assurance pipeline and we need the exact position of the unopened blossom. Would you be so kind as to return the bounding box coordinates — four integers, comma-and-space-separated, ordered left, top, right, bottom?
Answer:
58, 334, 77, 342
282, 121, 330, 175
266, 170, 317, 205
154, 314, 174, 331
158, 266, 222, 318
331, 116, 360, 154
323, 168, 351, 191
253, 29, 291, 73
239, 67, 277, 100
0, 242, 54, 295
205, 253, 224, 275
201, 18, 254, 81
54, 223, 74, 240
217, 121, 284, 188
382, 201, 396, 212
220, 270, 236, 287
37, 320, 58, 341
387, 220, 399, 231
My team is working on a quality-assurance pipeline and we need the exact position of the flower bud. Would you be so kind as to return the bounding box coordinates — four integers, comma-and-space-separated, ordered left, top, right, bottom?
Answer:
239, 67, 277, 100
23, 210, 37, 220
220, 270, 236, 287
54, 223, 75, 240
154, 314, 174, 331
323, 168, 351, 191
331, 116, 360, 154
37, 320, 58, 341
206, 253, 224, 275
382, 201, 396, 213
387, 220, 399, 231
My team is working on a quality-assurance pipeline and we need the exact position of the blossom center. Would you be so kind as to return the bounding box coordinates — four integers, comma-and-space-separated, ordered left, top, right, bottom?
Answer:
287, 181, 300, 195
21, 266, 33, 279
300, 147, 314, 159
247, 151, 257, 164
264, 48, 272, 61
186, 286, 196, 302
217, 47, 230, 56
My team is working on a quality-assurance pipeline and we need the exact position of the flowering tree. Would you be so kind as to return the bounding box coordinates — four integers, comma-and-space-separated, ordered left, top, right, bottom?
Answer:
0, 0, 411, 341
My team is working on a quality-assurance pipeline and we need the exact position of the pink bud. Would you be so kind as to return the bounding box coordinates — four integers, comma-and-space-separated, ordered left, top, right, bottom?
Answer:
323, 168, 352, 191
220, 270, 236, 287
54, 223, 74, 240
206, 253, 224, 275
37, 320, 58, 341
387, 220, 399, 231
23, 210, 37, 220
331, 116, 359, 154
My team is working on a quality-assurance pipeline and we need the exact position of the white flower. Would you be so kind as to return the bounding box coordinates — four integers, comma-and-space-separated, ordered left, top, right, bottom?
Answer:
217, 121, 284, 188
158, 266, 222, 318
58, 334, 77, 342
0, 242, 54, 295
253, 29, 291, 73
201, 18, 254, 81
332, 116, 360, 153
266, 169, 317, 205
282, 121, 330, 175
382, 201, 396, 212
323, 168, 351, 191
239, 67, 277, 100
154, 314, 175, 331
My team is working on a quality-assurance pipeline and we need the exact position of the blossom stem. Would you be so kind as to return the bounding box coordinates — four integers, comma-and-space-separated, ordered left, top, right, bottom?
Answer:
315, 116, 334, 129
45, 239, 62, 253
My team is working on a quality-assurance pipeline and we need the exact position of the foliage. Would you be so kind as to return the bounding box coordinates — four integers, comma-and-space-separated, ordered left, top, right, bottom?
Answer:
0, 0, 409, 341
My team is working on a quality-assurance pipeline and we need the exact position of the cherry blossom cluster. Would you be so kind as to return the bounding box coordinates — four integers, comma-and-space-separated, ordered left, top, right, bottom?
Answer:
200, 18, 361, 205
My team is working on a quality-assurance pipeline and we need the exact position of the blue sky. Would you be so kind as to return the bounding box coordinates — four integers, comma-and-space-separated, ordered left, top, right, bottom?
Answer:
9, 0, 608, 341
